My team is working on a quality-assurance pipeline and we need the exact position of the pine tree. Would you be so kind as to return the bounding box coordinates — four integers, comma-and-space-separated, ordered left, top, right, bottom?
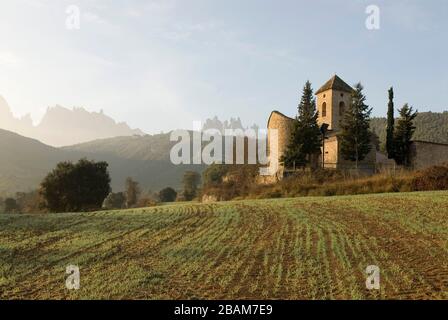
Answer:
393, 104, 418, 167
182, 171, 201, 201
339, 83, 372, 169
386, 87, 395, 159
281, 81, 321, 169
125, 177, 141, 208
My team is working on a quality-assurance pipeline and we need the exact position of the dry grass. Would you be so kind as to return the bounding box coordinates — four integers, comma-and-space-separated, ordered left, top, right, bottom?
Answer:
243, 165, 448, 199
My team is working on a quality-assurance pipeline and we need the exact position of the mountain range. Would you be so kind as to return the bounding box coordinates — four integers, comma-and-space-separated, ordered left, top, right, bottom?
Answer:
0, 99, 260, 196
0, 96, 144, 147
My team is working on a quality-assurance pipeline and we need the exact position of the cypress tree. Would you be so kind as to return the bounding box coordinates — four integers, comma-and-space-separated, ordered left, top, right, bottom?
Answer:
394, 104, 418, 167
281, 81, 321, 169
386, 87, 395, 159
339, 82, 372, 169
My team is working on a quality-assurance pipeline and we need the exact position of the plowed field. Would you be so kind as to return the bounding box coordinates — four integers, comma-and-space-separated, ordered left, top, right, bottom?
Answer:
1, 191, 447, 299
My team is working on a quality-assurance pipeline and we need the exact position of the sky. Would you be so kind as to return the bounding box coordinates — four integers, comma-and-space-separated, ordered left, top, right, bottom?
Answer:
0, 0, 447, 133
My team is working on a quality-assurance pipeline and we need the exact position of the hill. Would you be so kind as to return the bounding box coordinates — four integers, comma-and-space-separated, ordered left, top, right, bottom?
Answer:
0, 129, 75, 193
370, 111, 448, 151
0, 191, 447, 299
63, 133, 175, 161
0, 129, 204, 195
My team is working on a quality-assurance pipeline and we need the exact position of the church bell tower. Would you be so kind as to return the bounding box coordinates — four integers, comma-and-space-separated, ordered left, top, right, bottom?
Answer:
315, 75, 353, 132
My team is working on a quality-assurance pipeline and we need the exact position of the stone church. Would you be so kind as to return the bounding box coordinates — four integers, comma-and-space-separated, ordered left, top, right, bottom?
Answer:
267, 74, 448, 179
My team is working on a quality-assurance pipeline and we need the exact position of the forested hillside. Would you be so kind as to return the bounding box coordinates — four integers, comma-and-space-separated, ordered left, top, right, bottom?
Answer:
370, 111, 448, 151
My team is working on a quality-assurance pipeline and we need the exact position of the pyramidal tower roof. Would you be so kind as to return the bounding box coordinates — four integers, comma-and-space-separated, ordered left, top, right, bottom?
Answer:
315, 75, 354, 94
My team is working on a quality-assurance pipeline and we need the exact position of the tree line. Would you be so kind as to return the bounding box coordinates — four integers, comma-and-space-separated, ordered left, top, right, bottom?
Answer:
1, 159, 202, 213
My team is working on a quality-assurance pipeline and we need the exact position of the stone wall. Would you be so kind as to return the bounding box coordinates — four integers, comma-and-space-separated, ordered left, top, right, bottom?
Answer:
267, 111, 295, 171
410, 140, 448, 169
321, 135, 338, 169
320, 134, 376, 173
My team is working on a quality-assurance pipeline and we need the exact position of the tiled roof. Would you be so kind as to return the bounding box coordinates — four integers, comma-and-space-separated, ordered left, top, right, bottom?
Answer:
316, 75, 354, 94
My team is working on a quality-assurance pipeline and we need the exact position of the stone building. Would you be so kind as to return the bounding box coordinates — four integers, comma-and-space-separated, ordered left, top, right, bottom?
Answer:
267, 75, 376, 177
266, 110, 295, 178
315, 75, 376, 171
268, 74, 448, 178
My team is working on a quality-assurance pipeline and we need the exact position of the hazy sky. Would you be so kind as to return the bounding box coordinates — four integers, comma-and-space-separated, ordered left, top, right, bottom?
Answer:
0, 0, 447, 133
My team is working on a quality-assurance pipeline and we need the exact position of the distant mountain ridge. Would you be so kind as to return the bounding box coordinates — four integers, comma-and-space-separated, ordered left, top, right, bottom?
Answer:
0, 96, 144, 147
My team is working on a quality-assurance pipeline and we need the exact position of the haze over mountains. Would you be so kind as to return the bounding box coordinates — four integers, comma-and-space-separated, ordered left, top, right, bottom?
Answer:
0, 128, 205, 195
0, 97, 255, 195
0, 96, 144, 147
1, 91, 447, 197
0, 96, 203, 195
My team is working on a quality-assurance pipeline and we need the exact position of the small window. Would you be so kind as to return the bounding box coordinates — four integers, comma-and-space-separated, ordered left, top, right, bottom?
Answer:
340, 93, 344, 97
339, 101, 345, 116
323, 94, 326, 98
322, 102, 327, 117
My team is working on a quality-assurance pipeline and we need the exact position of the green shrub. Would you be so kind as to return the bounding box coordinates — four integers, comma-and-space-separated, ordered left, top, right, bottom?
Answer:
103, 192, 126, 210
202, 164, 229, 187
158, 187, 177, 202
4, 198, 19, 214
40, 159, 111, 212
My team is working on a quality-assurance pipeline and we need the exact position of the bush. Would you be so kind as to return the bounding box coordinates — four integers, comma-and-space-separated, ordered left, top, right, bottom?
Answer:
182, 171, 201, 201
202, 164, 229, 187
412, 165, 448, 191
102, 192, 126, 210
125, 178, 141, 208
40, 159, 111, 212
158, 187, 177, 202
15, 191, 44, 213
200, 164, 448, 202
201, 164, 261, 201
266, 190, 282, 198
136, 197, 158, 208
4, 198, 19, 214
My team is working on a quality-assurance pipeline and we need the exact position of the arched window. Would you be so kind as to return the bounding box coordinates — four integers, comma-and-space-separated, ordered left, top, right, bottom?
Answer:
339, 101, 345, 116
322, 102, 327, 117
